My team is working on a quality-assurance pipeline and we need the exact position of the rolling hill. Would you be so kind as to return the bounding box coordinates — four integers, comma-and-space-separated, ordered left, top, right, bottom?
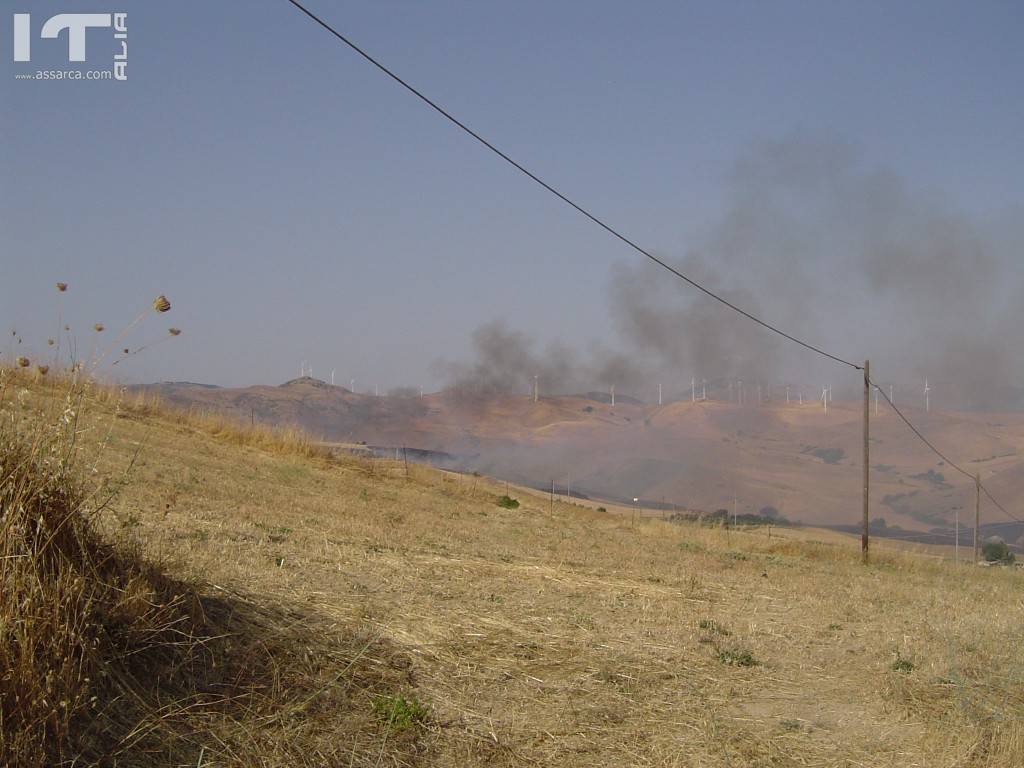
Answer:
139, 378, 1024, 541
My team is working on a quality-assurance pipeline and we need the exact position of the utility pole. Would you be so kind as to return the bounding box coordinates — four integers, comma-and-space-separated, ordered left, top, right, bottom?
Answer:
974, 473, 981, 563
954, 505, 959, 564
550, 480, 554, 516
862, 359, 870, 563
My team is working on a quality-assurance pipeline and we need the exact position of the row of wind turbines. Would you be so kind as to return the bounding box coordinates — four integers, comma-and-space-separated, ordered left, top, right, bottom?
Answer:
298, 360, 937, 413
297, 361, 424, 398
527, 372, 938, 414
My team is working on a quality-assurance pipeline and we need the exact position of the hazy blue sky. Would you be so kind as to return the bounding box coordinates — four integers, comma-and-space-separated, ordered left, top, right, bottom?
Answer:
3, 1, 1022, 392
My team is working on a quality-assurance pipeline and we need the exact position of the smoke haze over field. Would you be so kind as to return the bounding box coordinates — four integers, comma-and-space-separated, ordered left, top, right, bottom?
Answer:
443, 138, 1024, 410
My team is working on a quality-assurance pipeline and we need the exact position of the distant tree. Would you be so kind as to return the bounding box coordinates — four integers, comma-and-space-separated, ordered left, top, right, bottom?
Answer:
982, 539, 1015, 564
759, 506, 780, 520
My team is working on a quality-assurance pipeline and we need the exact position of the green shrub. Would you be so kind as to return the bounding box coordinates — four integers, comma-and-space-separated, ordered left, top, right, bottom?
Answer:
496, 495, 520, 509
698, 618, 731, 636
891, 652, 915, 673
371, 694, 429, 730
718, 647, 758, 667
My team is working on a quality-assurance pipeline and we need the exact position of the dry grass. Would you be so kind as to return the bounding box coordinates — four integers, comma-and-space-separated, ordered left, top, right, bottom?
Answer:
0, 369, 420, 766
3, 366, 1023, 766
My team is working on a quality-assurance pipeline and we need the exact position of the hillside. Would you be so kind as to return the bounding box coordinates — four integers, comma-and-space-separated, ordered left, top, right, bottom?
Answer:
8, 370, 1022, 766
141, 379, 1024, 539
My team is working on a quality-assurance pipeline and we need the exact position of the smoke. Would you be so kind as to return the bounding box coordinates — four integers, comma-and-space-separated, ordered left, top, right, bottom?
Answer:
443, 137, 1024, 410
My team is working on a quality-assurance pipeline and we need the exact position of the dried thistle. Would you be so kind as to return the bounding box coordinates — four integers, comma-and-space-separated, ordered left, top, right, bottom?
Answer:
56, 282, 68, 292
16, 356, 30, 368
152, 295, 171, 313
94, 323, 105, 332
36, 365, 49, 375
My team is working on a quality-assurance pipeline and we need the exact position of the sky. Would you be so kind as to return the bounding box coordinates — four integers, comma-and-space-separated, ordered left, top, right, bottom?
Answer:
2, 1, 1023, 399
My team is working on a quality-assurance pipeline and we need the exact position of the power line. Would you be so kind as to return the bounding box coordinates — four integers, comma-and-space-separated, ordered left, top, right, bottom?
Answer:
869, 375, 973, 480
869, 375, 1021, 523
283, 0, 862, 372
981, 485, 1021, 524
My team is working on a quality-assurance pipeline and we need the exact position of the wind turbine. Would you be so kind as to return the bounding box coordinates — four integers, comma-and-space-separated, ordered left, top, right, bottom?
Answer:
822, 385, 828, 415
924, 378, 931, 413
350, 378, 355, 392
331, 368, 336, 386
786, 384, 790, 404
658, 382, 662, 406
533, 374, 539, 403
691, 376, 696, 403
610, 384, 615, 407
701, 378, 707, 401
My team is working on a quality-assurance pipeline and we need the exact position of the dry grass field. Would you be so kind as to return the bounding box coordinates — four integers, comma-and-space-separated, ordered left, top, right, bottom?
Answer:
3, 368, 1023, 767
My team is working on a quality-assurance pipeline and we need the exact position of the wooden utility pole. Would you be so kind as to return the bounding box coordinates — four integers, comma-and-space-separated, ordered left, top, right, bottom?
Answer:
550, 480, 554, 516
862, 359, 870, 563
974, 473, 981, 563
954, 505, 959, 564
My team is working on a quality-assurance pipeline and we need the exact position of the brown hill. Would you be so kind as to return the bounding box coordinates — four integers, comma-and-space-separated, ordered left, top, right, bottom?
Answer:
139, 379, 1024, 535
